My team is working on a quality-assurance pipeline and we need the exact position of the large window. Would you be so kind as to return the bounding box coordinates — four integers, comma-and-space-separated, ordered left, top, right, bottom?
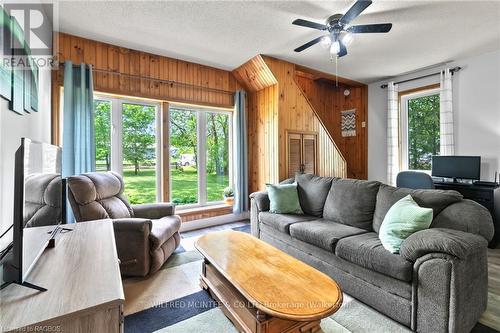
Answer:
94, 100, 112, 172
401, 88, 440, 171
93, 95, 161, 204
169, 106, 232, 207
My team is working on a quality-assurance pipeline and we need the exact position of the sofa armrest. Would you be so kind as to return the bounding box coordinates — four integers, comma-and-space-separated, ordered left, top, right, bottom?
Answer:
400, 228, 487, 262
132, 203, 176, 219
249, 191, 270, 212
112, 218, 152, 277
405, 228, 489, 332
113, 218, 152, 233
249, 191, 270, 238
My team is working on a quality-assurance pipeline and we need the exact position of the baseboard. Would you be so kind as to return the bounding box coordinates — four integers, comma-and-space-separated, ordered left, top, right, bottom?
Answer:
179, 211, 250, 232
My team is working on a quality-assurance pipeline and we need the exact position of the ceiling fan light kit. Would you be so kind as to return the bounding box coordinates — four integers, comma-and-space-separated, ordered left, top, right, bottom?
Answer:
292, 0, 392, 58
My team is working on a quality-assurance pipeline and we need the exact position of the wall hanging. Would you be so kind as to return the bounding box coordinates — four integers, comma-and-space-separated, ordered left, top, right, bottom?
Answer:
0, 7, 12, 101
0, 6, 38, 115
341, 109, 356, 137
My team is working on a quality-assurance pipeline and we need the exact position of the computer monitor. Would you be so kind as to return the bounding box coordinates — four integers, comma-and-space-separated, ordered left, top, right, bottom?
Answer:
431, 156, 481, 181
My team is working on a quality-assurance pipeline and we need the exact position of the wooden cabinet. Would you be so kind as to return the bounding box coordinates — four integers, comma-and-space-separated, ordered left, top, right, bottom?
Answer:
286, 131, 318, 178
1, 220, 124, 333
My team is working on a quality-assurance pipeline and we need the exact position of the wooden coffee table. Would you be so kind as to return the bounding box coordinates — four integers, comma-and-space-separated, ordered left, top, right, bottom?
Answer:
195, 230, 342, 333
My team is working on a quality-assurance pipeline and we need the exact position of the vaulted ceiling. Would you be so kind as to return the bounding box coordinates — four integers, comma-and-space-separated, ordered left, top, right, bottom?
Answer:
57, 0, 500, 83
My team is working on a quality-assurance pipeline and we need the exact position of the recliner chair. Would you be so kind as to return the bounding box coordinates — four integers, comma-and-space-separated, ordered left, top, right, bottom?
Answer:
67, 171, 181, 277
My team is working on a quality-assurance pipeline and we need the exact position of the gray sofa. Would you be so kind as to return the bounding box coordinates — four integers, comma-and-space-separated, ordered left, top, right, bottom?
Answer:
250, 174, 494, 333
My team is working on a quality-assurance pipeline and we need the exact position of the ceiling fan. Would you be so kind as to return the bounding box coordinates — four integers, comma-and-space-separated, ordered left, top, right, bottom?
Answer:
292, 0, 392, 57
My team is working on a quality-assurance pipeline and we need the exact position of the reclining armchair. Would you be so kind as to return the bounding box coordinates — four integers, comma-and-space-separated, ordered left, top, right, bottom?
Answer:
67, 171, 181, 277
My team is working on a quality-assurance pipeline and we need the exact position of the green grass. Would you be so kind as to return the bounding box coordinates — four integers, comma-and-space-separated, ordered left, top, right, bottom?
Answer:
123, 167, 229, 205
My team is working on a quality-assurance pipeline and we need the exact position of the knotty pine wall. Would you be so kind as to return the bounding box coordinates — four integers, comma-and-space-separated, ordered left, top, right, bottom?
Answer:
263, 56, 348, 182
234, 55, 350, 193
295, 74, 368, 179
52, 32, 241, 144
247, 85, 279, 191
52, 33, 242, 222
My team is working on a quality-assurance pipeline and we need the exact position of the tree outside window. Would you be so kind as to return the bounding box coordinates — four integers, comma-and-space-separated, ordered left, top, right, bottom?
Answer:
407, 93, 440, 170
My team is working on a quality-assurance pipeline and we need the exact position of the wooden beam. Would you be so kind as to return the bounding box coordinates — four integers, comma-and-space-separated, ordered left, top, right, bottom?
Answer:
294, 64, 366, 88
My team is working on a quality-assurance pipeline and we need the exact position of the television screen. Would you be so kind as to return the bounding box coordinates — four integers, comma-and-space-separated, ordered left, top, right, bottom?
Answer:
3, 138, 63, 288
431, 156, 481, 180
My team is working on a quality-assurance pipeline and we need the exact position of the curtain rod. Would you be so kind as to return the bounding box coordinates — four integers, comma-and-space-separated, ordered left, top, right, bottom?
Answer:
57, 62, 235, 95
380, 66, 462, 89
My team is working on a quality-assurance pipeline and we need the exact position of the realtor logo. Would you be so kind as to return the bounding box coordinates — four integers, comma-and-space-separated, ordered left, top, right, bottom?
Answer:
2, 3, 53, 56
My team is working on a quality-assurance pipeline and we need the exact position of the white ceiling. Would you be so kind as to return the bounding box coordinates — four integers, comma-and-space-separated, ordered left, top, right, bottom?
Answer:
56, 0, 500, 83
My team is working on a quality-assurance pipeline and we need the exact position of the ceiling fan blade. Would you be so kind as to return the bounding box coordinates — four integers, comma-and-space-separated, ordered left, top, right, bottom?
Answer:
294, 36, 324, 52
339, 0, 372, 25
338, 41, 348, 57
292, 19, 327, 31
348, 23, 392, 33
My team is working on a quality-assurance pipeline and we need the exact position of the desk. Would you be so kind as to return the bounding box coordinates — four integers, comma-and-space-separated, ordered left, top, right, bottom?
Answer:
0, 219, 124, 333
434, 182, 500, 247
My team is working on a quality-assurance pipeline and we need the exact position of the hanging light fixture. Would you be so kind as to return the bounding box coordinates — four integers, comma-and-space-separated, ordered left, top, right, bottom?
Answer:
329, 40, 340, 56
341, 32, 354, 46
320, 36, 332, 48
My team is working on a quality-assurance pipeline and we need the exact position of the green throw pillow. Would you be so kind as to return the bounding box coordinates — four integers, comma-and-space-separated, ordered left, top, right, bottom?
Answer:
266, 183, 303, 214
379, 195, 433, 253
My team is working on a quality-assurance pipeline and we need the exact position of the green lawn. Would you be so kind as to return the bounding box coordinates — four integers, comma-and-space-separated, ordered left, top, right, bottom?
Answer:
123, 168, 229, 205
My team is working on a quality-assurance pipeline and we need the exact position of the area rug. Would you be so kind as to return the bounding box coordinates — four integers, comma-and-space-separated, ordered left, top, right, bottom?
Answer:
123, 222, 498, 333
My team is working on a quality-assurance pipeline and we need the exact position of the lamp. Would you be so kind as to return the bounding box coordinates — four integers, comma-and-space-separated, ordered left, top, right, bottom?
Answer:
330, 41, 340, 55
320, 36, 332, 48
341, 32, 353, 46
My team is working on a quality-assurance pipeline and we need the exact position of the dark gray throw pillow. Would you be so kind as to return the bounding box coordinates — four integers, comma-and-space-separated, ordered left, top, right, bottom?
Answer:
294, 173, 335, 217
372, 184, 463, 233
323, 178, 381, 230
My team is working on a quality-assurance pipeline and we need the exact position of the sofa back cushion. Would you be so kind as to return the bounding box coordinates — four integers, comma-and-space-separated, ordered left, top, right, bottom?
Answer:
24, 174, 62, 227
323, 178, 381, 230
295, 173, 335, 217
373, 184, 463, 233
68, 171, 134, 222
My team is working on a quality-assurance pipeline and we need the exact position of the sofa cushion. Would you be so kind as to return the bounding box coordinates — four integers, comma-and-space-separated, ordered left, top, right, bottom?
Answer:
295, 174, 335, 217
149, 216, 182, 251
336, 232, 413, 282
289, 219, 367, 252
379, 195, 434, 254
323, 178, 381, 230
266, 183, 303, 214
373, 184, 463, 233
259, 212, 316, 234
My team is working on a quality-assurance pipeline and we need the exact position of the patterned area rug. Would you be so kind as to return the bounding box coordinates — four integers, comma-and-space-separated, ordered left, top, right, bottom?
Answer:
123, 222, 498, 333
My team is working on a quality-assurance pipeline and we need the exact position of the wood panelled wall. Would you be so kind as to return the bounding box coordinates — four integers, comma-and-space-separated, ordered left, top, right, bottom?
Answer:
247, 85, 279, 191
295, 74, 368, 179
52, 32, 240, 144
234, 55, 350, 193
263, 56, 348, 182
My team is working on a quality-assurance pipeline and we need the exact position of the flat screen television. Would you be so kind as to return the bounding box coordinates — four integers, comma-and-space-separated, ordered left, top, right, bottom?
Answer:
1, 138, 64, 291
431, 155, 481, 181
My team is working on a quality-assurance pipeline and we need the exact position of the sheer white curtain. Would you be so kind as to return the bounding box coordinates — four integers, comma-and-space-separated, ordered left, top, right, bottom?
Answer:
387, 82, 400, 185
440, 68, 454, 155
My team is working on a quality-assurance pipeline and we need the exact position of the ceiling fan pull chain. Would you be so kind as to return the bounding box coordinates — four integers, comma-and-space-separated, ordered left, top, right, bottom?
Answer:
335, 56, 338, 87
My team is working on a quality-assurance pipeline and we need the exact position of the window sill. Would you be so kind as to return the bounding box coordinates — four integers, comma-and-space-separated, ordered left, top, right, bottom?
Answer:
176, 204, 233, 222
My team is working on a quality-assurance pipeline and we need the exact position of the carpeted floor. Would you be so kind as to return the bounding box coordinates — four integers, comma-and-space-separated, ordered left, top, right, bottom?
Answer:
123, 221, 499, 333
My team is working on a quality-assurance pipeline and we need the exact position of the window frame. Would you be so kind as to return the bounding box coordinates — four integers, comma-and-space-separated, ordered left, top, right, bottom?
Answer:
94, 94, 162, 202
169, 104, 233, 209
400, 87, 440, 172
